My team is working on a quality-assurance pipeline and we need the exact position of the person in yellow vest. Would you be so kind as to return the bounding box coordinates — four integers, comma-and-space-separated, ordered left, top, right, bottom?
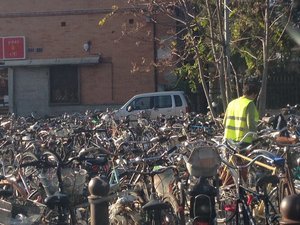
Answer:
223, 77, 260, 147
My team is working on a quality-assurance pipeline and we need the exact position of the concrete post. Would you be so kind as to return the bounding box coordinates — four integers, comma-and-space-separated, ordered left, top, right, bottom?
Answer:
280, 194, 300, 225
88, 176, 110, 225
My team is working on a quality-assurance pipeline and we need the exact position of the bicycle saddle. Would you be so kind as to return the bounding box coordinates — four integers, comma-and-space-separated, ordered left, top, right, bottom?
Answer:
0, 175, 5, 181
256, 175, 279, 191
45, 192, 69, 209
0, 176, 13, 198
142, 197, 170, 210
86, 157, 108, 166
0, 189, 13, 198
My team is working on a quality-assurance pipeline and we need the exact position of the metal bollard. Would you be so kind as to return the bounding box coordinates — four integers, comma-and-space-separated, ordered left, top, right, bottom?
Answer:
88, 176, 110, 225
280, 194, 300, 225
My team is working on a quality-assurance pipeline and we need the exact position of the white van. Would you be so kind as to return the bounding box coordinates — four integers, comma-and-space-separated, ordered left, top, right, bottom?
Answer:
114, 91, 191, 120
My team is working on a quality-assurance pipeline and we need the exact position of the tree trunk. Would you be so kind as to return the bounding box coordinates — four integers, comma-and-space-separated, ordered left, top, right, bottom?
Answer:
207, 0, 227, 112
258, 0, 270, 117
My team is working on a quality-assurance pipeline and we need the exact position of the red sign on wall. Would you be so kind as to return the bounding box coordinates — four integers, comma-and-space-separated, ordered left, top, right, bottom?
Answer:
3, 36, 25, 60
0, 36, 26, 60
0, 38, 3, 60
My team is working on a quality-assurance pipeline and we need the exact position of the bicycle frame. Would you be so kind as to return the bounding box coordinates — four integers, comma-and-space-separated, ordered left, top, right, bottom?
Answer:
217, 144, 292, 223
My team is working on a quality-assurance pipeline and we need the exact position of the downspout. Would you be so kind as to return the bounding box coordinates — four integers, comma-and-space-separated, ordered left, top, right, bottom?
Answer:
99, 55, 114, 101
102, 61, 114, 101
152, 18, 158, 92
110, 61, 114, 101
8, 68, 15, 115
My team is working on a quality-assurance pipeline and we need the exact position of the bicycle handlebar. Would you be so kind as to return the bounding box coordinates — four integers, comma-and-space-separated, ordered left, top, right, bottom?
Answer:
19, 146, 113, 169
129, 145, 179, 165
125, 165, 177, 176
19, 159, 56, 169
78, 146, 117, 158
220, 152, 283, 170
237, 154, 276, 169
150, 134, 187, 144
239, 132, 257, 143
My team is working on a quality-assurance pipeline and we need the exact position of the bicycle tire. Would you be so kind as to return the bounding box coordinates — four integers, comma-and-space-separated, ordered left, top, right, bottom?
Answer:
40, 151, 81, 225
163, 193, 185, 225
144, 202, 178, 225
139, 127, 157, 150
247, 148, 296, 212
255, 186, 281, 225
0, 145, 15, 175
17, 152, 42, 196
217, 165, 239, 224
40, 205, 78, 225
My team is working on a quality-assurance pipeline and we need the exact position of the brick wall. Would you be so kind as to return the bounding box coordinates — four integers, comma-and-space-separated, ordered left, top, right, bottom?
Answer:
0, 0, 160, 107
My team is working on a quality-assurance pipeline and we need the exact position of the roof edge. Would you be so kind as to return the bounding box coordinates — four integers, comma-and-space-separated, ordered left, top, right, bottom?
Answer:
0, 56, 101, 67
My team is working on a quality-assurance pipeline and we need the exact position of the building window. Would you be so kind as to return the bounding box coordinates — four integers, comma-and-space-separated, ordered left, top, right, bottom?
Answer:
50, 65, 79, 104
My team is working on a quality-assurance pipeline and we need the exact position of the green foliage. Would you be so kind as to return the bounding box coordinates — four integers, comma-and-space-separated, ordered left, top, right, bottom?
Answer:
175, 63, 200, 93
226, 0, 295, 77
128, 0, 296, 112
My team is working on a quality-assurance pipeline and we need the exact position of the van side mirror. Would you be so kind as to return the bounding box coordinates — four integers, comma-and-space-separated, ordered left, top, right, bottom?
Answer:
127, 105, 133, 112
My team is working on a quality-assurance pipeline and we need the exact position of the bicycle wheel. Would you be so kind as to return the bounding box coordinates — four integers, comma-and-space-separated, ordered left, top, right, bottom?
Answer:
139, 127, 157, 151
0, 145, 15, 176
163, 193, 186, 225
40, 151, 81, 225
247, 149, 296, 216
217, 165, 239, 224
109, 194, 142, 225
41, 206, 78, 225
17, 152, 43, 198
246, 171, 282, 224
143, 203, 179, 225
278, 151, 296, 201
254, 186, 281, 225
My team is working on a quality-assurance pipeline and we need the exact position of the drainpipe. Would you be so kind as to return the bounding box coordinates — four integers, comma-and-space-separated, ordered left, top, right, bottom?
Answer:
8, 67, 14, 115
101, 58, 114, 102
152, 17, 158, 92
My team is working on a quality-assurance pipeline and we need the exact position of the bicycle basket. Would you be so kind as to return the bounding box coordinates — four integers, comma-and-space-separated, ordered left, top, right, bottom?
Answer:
184, 145, 221, 178
49, 168, 87, 199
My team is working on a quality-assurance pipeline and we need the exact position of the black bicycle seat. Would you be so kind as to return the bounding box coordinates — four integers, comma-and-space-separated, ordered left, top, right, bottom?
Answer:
256, 175, 279, 191
86, 157, 108, 166
0, 189, 13, 198
142, 198, 170, 211
45, 192, 69, 209
226, 139, 250, 152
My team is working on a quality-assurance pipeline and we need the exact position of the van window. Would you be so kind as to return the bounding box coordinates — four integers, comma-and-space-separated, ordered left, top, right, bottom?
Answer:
129, 96, 152, 110
174, 95, 183, 107
154, 95, 172, 108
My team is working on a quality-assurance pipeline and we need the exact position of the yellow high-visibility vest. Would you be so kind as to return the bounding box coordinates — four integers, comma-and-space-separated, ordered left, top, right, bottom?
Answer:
224, 96, 259, 143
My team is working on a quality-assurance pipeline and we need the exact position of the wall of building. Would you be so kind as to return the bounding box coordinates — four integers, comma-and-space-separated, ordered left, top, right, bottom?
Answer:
0, 0, 168, 115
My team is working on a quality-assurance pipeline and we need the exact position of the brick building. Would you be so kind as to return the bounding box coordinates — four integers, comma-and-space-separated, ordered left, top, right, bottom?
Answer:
0, 0, 176, 116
